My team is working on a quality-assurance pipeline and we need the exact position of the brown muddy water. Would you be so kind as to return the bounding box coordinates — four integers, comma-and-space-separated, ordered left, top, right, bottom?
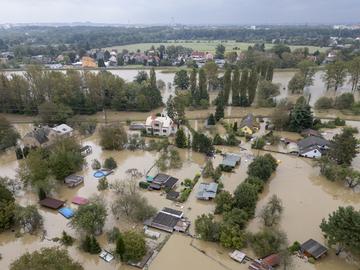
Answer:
1, 123, 360, 270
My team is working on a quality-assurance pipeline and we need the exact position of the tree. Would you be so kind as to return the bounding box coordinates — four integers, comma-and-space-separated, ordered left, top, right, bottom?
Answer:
0, 183, 15, 232
323, 61, 347, 91
71, 200, 107, 235
204, 61, 218, 90
215, 44, 226, 59
82, 235, 101, 254
122, 231, 147, 262
223, 208, 248, 229
149, 68, 157, 89
233, 183, 258, 217
288, 98, 313, 132
247, 69, 259, 106
203, 159, 215, 178
195, 214, 220, 242
134, 71, 148, 84
103, 157, 117, 170
10, 247, 83, 270
288, 72, 306, 94
215, 102, 224, 121
174, 70, 189, 90
38, 101, 73, 126
48, 137, 85, 180
111, 184, 156, 222
297, 60, 316, 87
271, 100, 290, 130
189, 68, 197, 99
0, 116, 20, 151
232, 67, 240, 106
207, 113, 216, 126
214, 190, 234, 214
260, 195, 283, 227
328, 128, 358, 165
14, 205, 43, 234
198, 68, 209, 101
320, 206, 360, 254
248, 155, 277, 181
116, 233, 126, 260
223, 67, 232, 104
256, 80, 280, 107
99, 125, 128, 150
250, 228, 288, 257
192, 132, 214, 154
239, 69, 249, 106
175, 128, 187, 148
348, 56, 360, 91
219, 222, 247, 250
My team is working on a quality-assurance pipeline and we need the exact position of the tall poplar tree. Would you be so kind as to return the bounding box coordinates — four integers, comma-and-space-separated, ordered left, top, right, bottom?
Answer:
247, 69, 259, 106
232, 67, 240, 106
223, 67, 232, 105
239, 69, 249, 106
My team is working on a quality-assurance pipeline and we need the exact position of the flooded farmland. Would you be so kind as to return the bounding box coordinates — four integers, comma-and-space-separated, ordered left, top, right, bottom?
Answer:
1, 118, 360, 270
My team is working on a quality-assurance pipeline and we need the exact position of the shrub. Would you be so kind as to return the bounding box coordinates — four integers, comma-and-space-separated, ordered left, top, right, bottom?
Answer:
82, 235, 101, 254
288, 241, 301, 253
139, 181, 150, 189
251, 137, 266, 149
91, 159, 101, 170
335, 93, 355, 110
97, 178, 109, 191
314, 97, 333, 109
60, 231, 74, 246
103, 157, 117, 170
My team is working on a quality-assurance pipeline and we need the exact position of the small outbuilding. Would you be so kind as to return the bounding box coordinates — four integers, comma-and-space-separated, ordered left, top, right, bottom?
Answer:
196, 182, 218, 200
72, 196, 89, 205
58, 207, 74, 219
221, 153, 241, 170
64, 175, 84, 188
229, 250, 246, 263
144, 208, 190, 233
300, 239, 328, 260
152, 173, 178, 189
166, 190, 180, 201
39, 197, 65, 210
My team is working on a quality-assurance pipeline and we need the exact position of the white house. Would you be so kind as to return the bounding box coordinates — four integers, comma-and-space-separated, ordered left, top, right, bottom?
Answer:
145, 112, 177, 136
299, 145, 323, 158
52, 124, 74, 137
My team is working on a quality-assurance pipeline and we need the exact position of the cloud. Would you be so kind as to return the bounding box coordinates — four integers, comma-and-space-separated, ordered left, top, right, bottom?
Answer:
0, 0, 359, 24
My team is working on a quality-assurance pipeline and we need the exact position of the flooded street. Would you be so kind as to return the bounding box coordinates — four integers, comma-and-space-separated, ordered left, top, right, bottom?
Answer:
1, 117, 360, 270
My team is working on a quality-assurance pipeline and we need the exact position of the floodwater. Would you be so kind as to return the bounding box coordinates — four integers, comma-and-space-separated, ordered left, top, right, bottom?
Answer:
1, 121, 360, 270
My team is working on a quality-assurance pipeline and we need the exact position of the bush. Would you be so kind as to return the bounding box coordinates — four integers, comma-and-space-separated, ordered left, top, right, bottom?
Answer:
251, 137, 266, 149
250, 228, 287, 257
288, 241, 301, 253
60, 231, 74, 246
107, 227, 121, 243
335, 93, 355, 110
314, 97, 333, 109
97, 178, 109, 191
139, 181, 150, 189
103, 157, 117, 170
122, 231, 147, 262
91, 159, 101, 170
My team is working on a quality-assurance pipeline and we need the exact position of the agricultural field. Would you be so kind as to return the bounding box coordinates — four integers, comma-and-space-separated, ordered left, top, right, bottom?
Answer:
105, 40, 329, 54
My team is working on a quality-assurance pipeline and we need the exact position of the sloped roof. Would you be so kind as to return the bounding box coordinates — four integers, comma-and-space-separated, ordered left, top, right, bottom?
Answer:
301, 239, 328, 259
25, 127, 51, 144
221, 153, 241, 168
52, 124, 73, 135
197, 182, 218, 199
298, 136, 330, 150
239, 114, 258, 129
39, 197, 65, 209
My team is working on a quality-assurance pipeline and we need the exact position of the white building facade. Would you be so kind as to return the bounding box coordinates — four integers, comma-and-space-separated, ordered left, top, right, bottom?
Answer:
145, 112, 177, 136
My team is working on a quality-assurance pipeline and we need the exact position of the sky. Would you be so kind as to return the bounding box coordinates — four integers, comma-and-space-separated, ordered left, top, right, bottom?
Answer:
0, 0, 359, 25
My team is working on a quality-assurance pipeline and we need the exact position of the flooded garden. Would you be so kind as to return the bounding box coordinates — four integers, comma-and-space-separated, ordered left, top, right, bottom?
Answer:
1, 117, 360, 270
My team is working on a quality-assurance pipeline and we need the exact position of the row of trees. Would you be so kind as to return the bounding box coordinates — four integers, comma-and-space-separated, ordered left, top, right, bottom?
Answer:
195, 154, 278, 251
0, 67, 163, 123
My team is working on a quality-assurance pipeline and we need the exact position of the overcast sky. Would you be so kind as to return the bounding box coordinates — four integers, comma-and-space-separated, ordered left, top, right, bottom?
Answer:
1, 0, 359, 25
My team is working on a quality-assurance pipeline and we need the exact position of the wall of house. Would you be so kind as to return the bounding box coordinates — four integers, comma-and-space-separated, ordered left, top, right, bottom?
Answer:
301, 149, 322, 158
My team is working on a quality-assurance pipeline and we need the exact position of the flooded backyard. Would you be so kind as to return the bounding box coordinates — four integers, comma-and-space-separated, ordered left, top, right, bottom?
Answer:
1, 119, 360, 270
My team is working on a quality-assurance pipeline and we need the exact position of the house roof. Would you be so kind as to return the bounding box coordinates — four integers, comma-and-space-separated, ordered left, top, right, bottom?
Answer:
162, 207, 183, 217
298, 136, 330, 150
239, 114, 258, 129
39, 197, 65, 209
301, 239, 328, 259
58, 207, 74, 219
197, 182, 218, 199
152, 174, 178, 188
301, 129, 321, 137
221, 153, 241, 168
72, 196, 89, 205
152, 212, 180, 229
166, 190, 179, 201
52, 124, 73, 135
163, 177, 178, 189
299, 145, 322, 155
262, 254, 280, 267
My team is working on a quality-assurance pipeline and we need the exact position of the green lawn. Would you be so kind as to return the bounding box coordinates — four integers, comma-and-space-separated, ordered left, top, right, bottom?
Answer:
105, 40, 329, 54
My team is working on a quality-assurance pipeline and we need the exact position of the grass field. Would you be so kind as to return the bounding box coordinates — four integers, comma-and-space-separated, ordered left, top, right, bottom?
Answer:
105, 40, 329, 54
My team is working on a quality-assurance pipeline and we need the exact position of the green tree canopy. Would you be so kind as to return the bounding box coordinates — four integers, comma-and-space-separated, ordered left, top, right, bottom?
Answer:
122, 230, 147, 262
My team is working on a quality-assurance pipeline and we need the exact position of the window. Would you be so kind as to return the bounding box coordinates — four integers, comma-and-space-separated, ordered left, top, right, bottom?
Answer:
163, 129, 167, 133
